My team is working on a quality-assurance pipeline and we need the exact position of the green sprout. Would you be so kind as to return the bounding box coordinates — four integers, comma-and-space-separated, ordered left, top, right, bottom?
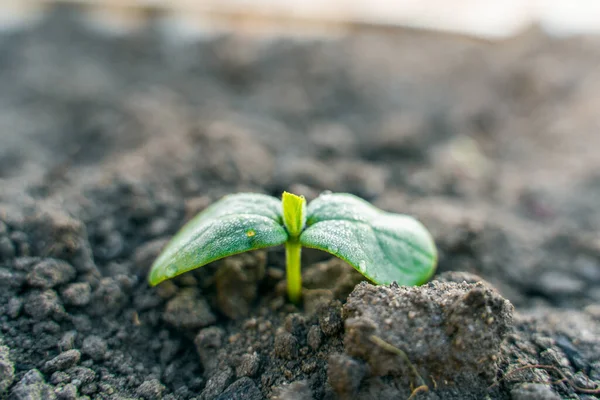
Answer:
149, 191, 437, 304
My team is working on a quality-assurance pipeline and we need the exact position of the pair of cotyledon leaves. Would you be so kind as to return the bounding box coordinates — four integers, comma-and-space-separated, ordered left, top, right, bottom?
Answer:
149, 192, 437, 287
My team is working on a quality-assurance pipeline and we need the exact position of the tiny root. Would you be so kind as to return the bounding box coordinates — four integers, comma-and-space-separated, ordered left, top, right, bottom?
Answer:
369, 335, 429, 399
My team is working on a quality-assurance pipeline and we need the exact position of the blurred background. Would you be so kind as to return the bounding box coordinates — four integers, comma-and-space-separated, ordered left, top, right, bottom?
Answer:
3, 0, 600, 37
1, 1, 600, 308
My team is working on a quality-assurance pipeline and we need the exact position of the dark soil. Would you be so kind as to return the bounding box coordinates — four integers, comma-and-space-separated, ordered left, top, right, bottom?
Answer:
1, 7, 600, 400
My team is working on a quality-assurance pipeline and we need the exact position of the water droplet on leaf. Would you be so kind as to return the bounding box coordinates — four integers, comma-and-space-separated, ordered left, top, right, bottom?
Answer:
358, 260, 367, 272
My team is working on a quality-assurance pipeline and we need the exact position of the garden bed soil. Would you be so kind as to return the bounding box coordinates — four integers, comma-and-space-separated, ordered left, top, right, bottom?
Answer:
1, 9, 600, 400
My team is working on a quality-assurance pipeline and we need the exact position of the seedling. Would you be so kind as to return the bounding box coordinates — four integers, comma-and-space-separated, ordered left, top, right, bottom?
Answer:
149, 191, 437, 303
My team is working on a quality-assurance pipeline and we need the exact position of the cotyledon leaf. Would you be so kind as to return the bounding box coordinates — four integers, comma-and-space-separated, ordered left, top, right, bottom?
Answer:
300, 192, 437, 286
148, 193, 287, 286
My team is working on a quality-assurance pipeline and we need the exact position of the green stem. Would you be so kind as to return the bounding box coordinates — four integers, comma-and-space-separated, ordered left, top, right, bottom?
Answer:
285, 239, 302, 304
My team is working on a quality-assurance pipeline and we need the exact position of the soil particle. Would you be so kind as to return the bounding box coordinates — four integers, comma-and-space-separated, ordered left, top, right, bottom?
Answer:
235, 352, 261, 378
201, 367, 234, 400
343, 281, 513, 386
49, 371, 70, 386
26, 211, 96, 274
284, 314, 307, 338
65, 366, 96, 388
42, 350, 81, 374
275, 331, 300, 360
539, 347, 571, 368
307, 325, 323, 351
0, 344, 14, 394
436, 270, 496, 287
327, 353, 368, 399
163, 288, 216, 330
81, 336, 107, 361
216, 377, 262, 400
23, 289, 64, 320
510, 383, 561, 400
54, 383, 78, 400
9, 369, 56, 400
60, 283, 92, 307
317, 301, 343, 336
136, 378, 166, 400
26, 259, 76, 289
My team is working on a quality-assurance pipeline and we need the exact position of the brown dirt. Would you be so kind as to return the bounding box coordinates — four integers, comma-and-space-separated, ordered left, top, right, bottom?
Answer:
1, 7, 599, 400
